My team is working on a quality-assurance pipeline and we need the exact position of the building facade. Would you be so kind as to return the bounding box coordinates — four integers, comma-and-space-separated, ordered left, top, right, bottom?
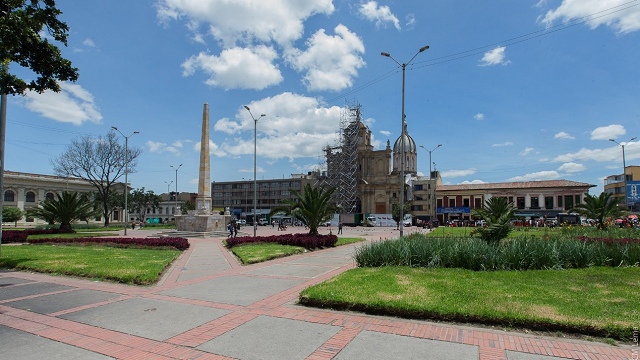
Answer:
604, 165, 640, 210
2, 171, 124, 227
423, 180, 595, 224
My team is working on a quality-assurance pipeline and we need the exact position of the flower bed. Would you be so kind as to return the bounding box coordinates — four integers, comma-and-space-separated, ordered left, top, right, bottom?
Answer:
226, 233, 337, 250
1, 229, 75, 243
576, 236, 640, 245
26, 237, 190, 251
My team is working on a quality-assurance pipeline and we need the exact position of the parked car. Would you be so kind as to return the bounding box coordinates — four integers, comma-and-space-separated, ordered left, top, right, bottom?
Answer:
258, 218, 268, 226
320, 221, 331, 226
403, 219, 412, 227
238, 219, 246, 225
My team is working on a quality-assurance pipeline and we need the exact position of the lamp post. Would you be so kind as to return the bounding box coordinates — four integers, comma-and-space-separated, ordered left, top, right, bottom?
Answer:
164, 180, 173, 220
111, 126, 139, 235
170, 164, 182, 217
382, 45, 429, 237
610, 137, 637, 209
244, 106, 266, 237
419, 144, 442, 222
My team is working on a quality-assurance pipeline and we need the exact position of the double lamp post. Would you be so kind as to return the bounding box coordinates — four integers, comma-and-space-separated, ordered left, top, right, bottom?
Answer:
111, 126, 138, 235
382, 45, 429, 237
244, 106, 265, 237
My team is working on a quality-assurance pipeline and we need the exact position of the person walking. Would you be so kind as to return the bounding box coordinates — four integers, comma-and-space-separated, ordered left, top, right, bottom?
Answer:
338, 222, 343, 234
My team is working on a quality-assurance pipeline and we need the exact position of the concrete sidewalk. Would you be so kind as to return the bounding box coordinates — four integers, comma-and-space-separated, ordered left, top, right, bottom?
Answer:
0, 226, 633, 360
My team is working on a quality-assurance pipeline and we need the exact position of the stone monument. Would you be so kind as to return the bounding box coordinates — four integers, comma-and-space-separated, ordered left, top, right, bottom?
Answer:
175, 103, 230, 233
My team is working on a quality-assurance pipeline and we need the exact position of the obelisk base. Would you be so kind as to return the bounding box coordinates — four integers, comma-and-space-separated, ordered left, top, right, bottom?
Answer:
175, 211, 230, 232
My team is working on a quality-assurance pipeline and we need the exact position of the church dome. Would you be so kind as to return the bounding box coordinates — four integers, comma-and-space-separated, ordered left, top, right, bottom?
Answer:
393, 132, 416, 153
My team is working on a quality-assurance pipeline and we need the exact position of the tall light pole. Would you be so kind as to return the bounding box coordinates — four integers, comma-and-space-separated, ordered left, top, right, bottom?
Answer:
111, 126, 139, 235
171, 164, 182, 217
382, 45, 429, 237
419, 144, 442, 222
244, 106, 266, 237
610, 137, 637, 209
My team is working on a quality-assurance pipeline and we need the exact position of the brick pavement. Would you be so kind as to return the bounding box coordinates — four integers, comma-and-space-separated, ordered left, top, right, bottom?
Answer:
0, 225, 634, 359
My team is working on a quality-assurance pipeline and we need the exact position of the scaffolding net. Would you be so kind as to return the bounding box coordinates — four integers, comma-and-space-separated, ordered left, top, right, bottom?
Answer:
316, 99, 362, 213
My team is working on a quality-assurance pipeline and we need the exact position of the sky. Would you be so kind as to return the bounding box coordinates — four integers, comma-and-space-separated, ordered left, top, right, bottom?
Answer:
4, 0, 640, 196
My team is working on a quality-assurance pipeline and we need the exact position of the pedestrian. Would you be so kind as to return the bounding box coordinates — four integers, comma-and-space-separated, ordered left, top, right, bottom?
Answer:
272, 220, 275, 228
338, 222, 343, 234
228, 223, 234, 238
131, 221, 135, 230
234, 223, 239, 237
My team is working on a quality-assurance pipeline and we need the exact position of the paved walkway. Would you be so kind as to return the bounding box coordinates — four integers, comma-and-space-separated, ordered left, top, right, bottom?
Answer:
0, 226, 633, 360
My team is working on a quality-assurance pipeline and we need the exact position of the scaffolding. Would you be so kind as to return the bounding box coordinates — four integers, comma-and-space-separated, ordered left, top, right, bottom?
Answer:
316, 99, 362, 213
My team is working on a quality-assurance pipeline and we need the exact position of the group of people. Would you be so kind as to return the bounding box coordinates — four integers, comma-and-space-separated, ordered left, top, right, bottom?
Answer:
131, 221, 143, 230
227, 222, 240, 237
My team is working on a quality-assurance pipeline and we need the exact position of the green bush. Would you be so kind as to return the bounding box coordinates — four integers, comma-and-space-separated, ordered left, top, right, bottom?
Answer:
354, 234, 640, 271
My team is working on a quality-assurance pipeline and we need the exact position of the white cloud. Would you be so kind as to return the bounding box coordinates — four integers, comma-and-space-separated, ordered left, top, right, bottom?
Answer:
359, 1, 401, 30
21, 82, 102, 125
540, 0, 640, 34
554, 131, 575, 140
508, 171, 562, 181
83, 39, 96, 47
182, 46, 283, 90
492, 141, 513, 147
285, 24, 365, 92
380, 130, 391, 137
193, 139, 227, 157
238, 166, 266, 173
147, 141, 180, 154
405, 13, 416, 29
591, 124, 626, 140
213, 92, 344, 160
441, 168, 477, 178
172, 139, 192, 148
459, 180, 487, 185
557, 162, 586, 173
520, 147, 535, 156
479, 46, 511, 66
474, 113, 485, 120
550, 143, 640, 163
157, 0, 335, 47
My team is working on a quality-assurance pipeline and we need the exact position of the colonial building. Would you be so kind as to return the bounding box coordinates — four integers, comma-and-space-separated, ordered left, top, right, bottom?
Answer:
1, 171, 124, 227
422, 180, 596, 224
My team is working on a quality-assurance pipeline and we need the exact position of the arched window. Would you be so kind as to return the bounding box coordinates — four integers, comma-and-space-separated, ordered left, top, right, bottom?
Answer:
46, 192, 55, 201
26, 191, 36, 202
4, 190, 14, 202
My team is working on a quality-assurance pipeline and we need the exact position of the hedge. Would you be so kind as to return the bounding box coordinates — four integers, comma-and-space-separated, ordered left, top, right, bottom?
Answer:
26, 237, 190, 251
226, 233, 337, 250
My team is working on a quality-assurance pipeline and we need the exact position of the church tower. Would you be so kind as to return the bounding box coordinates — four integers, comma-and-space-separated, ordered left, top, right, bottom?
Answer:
392, 120, 417, 174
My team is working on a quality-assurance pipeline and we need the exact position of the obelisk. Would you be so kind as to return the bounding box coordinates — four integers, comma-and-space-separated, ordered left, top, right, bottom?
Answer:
195, 103, 212, 213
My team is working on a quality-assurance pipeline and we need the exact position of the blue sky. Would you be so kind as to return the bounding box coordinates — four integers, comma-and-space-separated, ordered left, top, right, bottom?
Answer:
5, 0, 640, 196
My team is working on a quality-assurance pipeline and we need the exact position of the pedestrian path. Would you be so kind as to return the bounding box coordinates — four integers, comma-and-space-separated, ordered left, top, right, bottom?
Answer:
0, 226, 633, 360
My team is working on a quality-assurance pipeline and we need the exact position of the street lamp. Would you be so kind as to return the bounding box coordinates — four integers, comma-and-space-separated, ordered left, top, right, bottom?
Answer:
111, 126, 139, 235
170, 164, 182, 217
610, 137, 637, 209
244, 106, 266, 237
382, 45, 429, 237
419, 144, 442, 222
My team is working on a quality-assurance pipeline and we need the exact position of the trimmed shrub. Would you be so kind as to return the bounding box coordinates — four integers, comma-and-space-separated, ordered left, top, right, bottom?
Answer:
2, 229, 75, 243
354, 234, 640, 271
26, 237, 190, 251
226, 233, 337, 250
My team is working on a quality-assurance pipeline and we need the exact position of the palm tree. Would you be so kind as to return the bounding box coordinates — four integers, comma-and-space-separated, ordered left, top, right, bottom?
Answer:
471, 197, 516, 244
569, 192, 625, 230
27, 191, 98, 231
269, 184, 336, 236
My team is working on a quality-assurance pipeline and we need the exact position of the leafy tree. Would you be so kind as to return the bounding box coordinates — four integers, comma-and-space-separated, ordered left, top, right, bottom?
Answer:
51, 131, 142, 227
181, 200, 195, 215
270, 184, 336, 236
1, 0, 79, 95
128, 187, 161, 222
2, 206, 23, 225
471, 197, 516, 245
27, 191, 97, 230
391, 201, 412, 230
569, 192, 625, 230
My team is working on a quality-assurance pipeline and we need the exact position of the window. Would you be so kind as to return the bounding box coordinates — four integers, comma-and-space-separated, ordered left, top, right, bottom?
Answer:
46, 192, 55, 201
449, 199, 455, 207
4, 190, 14, 202
26, 191, 36, 202
463, 198, 470, 207
517, 197, 526, 209
414, 185, 423, 191
564, 195, 574, 210
557, 196, 563, 208
113, 211, 119, 220
545, 196, 554, 209
575, 195, 581, 206
531, 197, 539, 209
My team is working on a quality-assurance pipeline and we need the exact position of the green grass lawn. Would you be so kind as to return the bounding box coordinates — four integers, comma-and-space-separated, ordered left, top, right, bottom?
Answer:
0, 244, 180, 285
300, 266, 639, 341
231, 243, 305, 264
230, 237, 365, 264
